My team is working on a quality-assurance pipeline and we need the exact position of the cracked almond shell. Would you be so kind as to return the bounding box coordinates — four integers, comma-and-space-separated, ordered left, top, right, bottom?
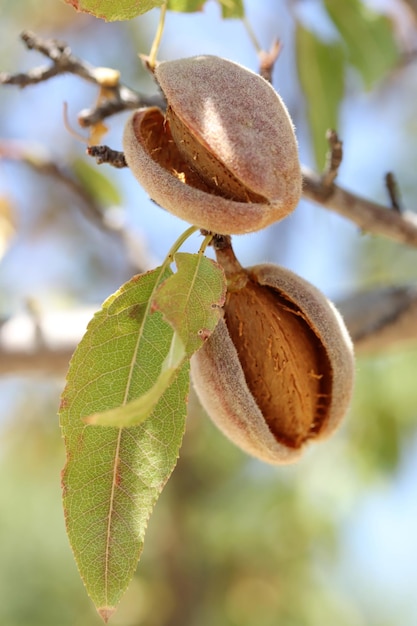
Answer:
123, 55, 302, 234
190, 259, 355, 464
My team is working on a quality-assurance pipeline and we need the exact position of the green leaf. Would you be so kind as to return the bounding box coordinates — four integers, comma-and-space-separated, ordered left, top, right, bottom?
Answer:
217, 0, 244, 18
324, 0, 399, 89
87, 252, 226, 428
66, 0, 244, 19
72, 158, 122, 206
167, 0, 244, 17
65, 0, 244, 22
60, 268, 190, 619
153, 252, 226, 355
296, 24, 345, 170
85, 332, 186, 428
64, 0, 165, 21
167, 0, 205, 11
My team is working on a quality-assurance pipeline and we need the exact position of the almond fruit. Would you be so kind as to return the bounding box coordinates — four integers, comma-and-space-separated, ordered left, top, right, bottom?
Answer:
123, 55, 301, 234
191, 237, 355, 464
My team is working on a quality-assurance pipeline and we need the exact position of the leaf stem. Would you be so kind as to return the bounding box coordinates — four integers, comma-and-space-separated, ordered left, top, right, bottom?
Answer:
198, 232, 214, 255
162, 224, 199, 270
242, 16, 262, 54
148, 1, 168, 69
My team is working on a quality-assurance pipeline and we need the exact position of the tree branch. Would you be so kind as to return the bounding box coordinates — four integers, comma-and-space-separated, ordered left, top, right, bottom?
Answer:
401, 0, 417, 22
1, 285, 416, 376
0, 140, 152, 273
1, 347, 75, 376
85, 146, 417, 250
0, 306, 94, 376
3, 31, 417, 252
87, 145, 127, 168
302, 166, 417, 247
0, 139, 110, 229
0, 30, 164, 126
338, 285, 417, 353
385, 171, 403, 213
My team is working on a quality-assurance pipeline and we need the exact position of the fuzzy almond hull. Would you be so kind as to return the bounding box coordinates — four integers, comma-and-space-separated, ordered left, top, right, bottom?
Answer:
191, 264, 355, 464
123, 109, 300, 235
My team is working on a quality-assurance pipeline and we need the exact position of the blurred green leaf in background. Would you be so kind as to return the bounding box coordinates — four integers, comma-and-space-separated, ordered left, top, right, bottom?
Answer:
324, 0, 400, 89
296, 24, 345, 170
297, 0, 399, 169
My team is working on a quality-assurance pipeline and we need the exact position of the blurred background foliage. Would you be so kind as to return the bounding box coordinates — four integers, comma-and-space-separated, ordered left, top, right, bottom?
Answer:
1, 0, 417, 624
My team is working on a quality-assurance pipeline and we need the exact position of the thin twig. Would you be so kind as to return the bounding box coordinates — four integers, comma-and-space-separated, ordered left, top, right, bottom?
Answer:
302, 166, 417, 246
87, 145, 127, 168
0, 139, 109, 228
258, 39, 281, 84
0, 30, 164, 126
3, 32, 417, 249
302, 129, 417, 244
322, 129, 343, 188
1, 31, 98, 86
385, 171, 403, 213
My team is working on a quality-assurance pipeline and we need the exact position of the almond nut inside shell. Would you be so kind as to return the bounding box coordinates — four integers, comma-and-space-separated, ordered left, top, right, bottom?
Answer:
191, 245, 354, 464
224, 277, 333, 449
123, 55, 302, 235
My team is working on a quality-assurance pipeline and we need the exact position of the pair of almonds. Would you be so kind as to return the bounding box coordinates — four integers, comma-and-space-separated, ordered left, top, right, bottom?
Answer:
123, 55, 354, 464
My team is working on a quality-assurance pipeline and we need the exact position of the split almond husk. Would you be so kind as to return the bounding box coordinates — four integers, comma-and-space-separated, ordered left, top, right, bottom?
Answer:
191, 240, 355, 464
123, 55, 302, 234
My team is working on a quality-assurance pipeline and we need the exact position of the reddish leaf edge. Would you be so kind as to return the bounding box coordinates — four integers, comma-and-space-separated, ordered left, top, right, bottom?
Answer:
98, 607, 116, 623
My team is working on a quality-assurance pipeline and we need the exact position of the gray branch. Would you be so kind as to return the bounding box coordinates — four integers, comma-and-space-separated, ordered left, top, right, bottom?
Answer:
3, 31, 417, 249
1, 288, 417, 376
302, 167, 417, 247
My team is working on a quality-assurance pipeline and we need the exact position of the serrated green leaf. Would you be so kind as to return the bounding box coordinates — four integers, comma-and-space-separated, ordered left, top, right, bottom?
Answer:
324, 0, 399, 89
72, 158, 122, 206
154, 252, 226, 355
60, 267, 190, 618
167, 0, 244, 17
218, 0, 244, 18
87, 252, 226, 428
64, 0, 165, 21
296, 24, 345, 170
167, 0, 205, 12
65, 0, 243, 20
85, 332, 186, 427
